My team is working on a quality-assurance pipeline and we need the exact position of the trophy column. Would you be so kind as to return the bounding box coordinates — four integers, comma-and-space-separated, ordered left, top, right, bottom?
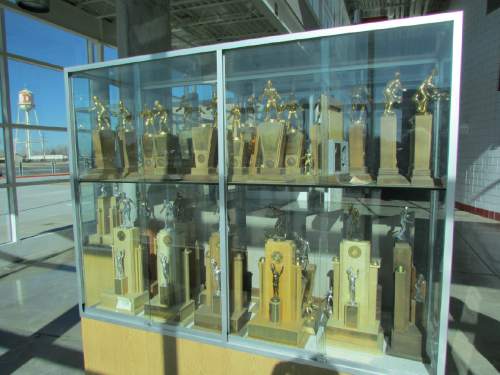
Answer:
189, 125, 217, 179
377, 114, 409, 185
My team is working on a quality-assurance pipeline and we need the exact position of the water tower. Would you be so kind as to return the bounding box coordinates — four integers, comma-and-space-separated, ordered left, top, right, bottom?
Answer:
14, 88, 45, 160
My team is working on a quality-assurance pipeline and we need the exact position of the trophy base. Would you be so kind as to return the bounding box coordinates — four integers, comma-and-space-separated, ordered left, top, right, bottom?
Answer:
82, 168, 119, 180
377, 169, 410, 186
194, 302, 250, 333
185, 168, 218, 182
143, 170, 183, 181
229, 167, 250, 182
88, 233, 104, 246
101, 233, 114, 246
100, 290, 148, 315
320, 174, 349, 185
326, 322, 384, 353
389, 324, 424, 361
247, 313, 307, 347
410, 170, 435, 187
293, 174, 321, 184
121, 168, 139, 179
144, 295, 195, 324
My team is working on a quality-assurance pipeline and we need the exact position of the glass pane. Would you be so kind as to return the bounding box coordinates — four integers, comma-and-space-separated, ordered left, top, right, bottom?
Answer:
0, 128, 5, 182
9, 60, 66, 127
13, 129, 69, 179
70, 52, 217, 182
0, 188, 11, 244
104, 46, 118, 61
80, 181, 220, 334
5, 9, 87, 67
17, 182, 72, 239
224, 22, 453, 189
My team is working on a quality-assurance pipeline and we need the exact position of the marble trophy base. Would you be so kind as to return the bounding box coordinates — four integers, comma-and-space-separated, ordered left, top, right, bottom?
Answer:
194, 292, 250, 332
144, 295, 195, 324
410, 169, 435, 187
247, 311, 307, 347
377, 168, 410, 186
326, 322, 384, 353
349, 168, 373, 185
100, 290, 148, 315
389, 324, 423, 361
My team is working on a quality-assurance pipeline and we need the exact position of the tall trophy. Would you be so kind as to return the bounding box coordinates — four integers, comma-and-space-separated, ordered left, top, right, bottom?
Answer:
116, 101, 138, 178
248, 211, 316, 347
194, 232, 251, 332
327, 205, 383, 352
141, 106, 156, 177
89, 96, 117, 178
228, 104, 250, 179
348, 87, 372, 184
88, 184, 121, 246
410, 68, 440, 187
152, 100, 180, 178
250, 80, 286, 179
389, 207, 426, 360
144, 198, 195, 322
377, 73, 410, 185
187, 93, 217, 180
283, 95, 305, 178
100, 192, 148, 314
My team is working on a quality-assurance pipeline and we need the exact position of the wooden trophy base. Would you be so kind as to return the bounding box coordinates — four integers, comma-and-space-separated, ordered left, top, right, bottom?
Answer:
194, 298, 250, 333
247, 311, 307, 347
100, 290, 148, 315
229, 167, 249, 182
185, 167, 218, 182
411, 169, 435, 187
326, 322, 384, 353
389, 324, 423, 361
144, 295, 195, 324
377, 168, 410, 186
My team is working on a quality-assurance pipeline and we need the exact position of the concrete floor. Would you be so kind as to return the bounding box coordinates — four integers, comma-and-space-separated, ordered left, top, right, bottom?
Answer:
0, 211, 498, 374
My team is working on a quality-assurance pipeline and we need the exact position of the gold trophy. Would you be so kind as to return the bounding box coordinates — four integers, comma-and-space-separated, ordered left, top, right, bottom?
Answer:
410, 68, 440, 187
100, 192, 148, 314
89, 96, 117, 178
248, 212, 316, 347
229, 104, 250, 179
283, 95, 305, 178
152, 100, 179, 178
144, 199, 195, 322
250, 80, 286, 179
377, 73, 410, 185
348, 87, 372, 184
389, 208, 426, 360
141, 106, 156, 177
185, 94, 217, 180
88, 184, 121, 246
116, 101, 138, 178
327, 206, 383, 352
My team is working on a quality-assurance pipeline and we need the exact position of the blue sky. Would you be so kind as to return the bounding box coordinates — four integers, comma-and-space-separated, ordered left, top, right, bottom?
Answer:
5, 9, 116, 154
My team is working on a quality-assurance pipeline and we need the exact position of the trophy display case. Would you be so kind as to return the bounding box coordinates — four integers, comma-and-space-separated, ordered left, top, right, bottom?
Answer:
67, 13, 461, 375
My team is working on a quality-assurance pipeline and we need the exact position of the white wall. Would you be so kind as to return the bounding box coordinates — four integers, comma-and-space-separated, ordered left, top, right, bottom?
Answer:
451, 1, 500, 214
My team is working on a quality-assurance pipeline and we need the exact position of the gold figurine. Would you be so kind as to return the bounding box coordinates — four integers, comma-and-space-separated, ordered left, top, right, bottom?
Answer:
259, 80, 281, 121
228, 105, 242, 140
153, 100, 169, 133
413, 68, 439, 114
303, 152, 313, 175
118, 101, 133, 131
209, 93, 217, 126
141, 106, 155, 135
91, 96, 111, 130
384, 72, 406, 115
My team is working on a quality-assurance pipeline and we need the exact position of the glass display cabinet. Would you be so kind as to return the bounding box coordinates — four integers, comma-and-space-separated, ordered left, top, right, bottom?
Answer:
66, 13, 462, 375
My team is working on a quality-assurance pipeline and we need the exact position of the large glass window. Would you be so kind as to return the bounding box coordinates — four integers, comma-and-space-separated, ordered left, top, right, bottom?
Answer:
8, 60, 66, 127
5, 9, 87, 67
0, 188, 10, 244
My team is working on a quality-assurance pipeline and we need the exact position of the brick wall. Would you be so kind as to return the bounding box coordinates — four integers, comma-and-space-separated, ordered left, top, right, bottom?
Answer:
450, 0, 500, 216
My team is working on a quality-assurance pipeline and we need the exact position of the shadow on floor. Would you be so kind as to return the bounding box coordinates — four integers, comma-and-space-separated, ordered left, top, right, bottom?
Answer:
0, 304, 83, 373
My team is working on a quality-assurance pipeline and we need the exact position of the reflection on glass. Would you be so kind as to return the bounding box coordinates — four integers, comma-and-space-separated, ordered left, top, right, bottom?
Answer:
0, 188, 11, 244
81, 182, 221, 333
0, 128, 5, 182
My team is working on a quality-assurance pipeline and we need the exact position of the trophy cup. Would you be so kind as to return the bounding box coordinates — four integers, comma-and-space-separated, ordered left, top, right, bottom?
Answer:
88, 184, 121, 246
248, 211, 316, 347
389, 207, 426, 360
410, 68, 441, 187
186, 94, 217, 180
194, 232, 251, 332
89, 96, 117, 178
251, 80, 286, 179
116, 101, 138, 178
377, 73, 410, 185
326, 205, 383, 352
141, 106, 156, 177
100, 192, 148, 314
348, 87, 372, 184
152, 100, 180, 178
144, 198, 195, 322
